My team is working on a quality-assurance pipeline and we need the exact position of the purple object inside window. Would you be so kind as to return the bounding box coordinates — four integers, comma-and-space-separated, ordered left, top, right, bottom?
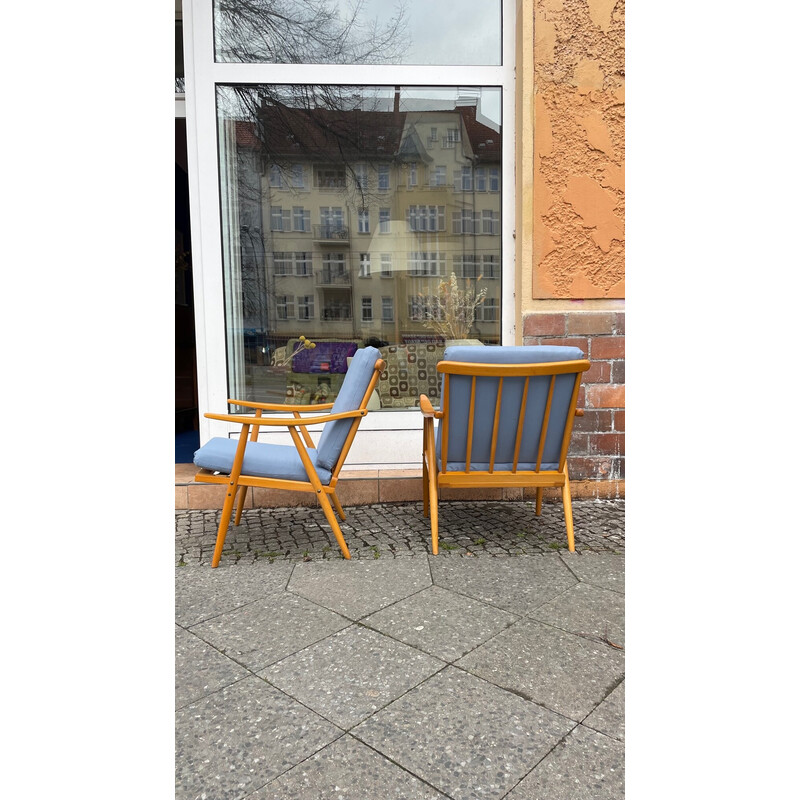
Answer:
291, 341, 359, 373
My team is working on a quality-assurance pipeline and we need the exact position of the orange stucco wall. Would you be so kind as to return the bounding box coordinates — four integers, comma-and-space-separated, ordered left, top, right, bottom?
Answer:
532, 0, 625, 299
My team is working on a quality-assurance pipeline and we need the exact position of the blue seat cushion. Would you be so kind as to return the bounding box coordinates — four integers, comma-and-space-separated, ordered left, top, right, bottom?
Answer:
315, 346, 380, 471
194, 437, 332, 485
437, 345, 585, 472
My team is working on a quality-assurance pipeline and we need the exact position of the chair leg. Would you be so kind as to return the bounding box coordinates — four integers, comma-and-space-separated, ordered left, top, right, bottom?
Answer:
535, 488, 542, 516
428, 464, 439, 555
233, 485, 248, 526
211, 481, 239, 568
330, 490, 347, 521
422, 453, 430, 518
562, 470, 575, 552
317, 491, 351, 559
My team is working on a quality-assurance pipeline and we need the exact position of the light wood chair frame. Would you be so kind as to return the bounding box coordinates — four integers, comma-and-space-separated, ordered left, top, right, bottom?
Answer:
421, 358, 590, 554
195, 358, 385, 567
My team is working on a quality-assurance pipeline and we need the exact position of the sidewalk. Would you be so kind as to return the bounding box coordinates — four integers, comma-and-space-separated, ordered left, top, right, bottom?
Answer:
175, 499, 625, 799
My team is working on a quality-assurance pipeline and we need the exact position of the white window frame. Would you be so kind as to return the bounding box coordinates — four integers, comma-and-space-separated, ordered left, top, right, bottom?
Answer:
183, 0, 516, 466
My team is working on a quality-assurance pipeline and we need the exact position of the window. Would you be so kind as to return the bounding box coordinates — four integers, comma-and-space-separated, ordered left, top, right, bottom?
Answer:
431, 166, 447, 187
408, 252, 445, 276
408, 295, 440, 321
295, 252, 312, 275
320, 207, 344, 236
407, 162, 417, 187
354, 163, 368, 191
475, 168, 487, 192
322, 252, 347, 284
454, 254, 480, 278
195, 0, 510, 449
483, 254, 500, 278
315, 166, 346, 188
270, 206, 290, 231
276, 295, 295, 320
377, 164, 390, 191
289, 163, 305, 188
361, 296, 373, 322
453, 210, 478, 234
475, 298, 499, 322
297, 295, 315, 320
489, 168, 500, 192
459, 166, 473, 192
269, 164, 283, 188
482, 209, 500, 235
292, 207, 310, 231
359, 253, 371, 277
358, 209, 370, 233
273, 252, 292, 275
408, 205, 446, 232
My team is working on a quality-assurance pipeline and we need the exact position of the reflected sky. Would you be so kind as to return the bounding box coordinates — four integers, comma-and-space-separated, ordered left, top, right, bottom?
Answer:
355, 0, 501, 66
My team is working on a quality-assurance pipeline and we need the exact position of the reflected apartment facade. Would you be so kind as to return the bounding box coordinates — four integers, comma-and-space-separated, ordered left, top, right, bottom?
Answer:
233, 95, 501, 375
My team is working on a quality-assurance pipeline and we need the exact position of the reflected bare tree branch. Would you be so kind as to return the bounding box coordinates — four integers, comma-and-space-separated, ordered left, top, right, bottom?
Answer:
215, 0, 409, 65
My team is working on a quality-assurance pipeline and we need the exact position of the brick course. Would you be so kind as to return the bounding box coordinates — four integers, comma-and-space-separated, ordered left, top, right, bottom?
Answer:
523, 309, 625, 486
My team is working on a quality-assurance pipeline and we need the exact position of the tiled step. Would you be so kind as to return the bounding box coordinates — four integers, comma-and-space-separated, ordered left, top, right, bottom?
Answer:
175, 464, 623, 510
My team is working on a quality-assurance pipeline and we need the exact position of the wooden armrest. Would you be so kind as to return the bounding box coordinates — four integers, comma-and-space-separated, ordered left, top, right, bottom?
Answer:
419, 394, 443, 418
227, 398, 335, 412
204, 408, 366, 427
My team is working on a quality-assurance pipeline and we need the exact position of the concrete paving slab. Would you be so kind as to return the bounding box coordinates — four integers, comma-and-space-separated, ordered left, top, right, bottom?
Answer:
250, 735, 449, 799
529, 582, 625, 647
175, 562, 293, 627
430, 554, 577, 615
362, 584, 520, 662
288, 557, 432, 620
175, 624, 250, 710
504, 724, 624, 799
583, 680, 625, 742
188, 592, 350, 671
353, 666, 573, 800
456, 618, 625, 721
263, 625, 444, 729
175, 676, 339, 800
560, 551, 625, 593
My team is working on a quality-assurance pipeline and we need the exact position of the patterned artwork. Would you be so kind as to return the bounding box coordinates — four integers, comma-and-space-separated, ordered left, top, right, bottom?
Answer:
377, 343, 445, 408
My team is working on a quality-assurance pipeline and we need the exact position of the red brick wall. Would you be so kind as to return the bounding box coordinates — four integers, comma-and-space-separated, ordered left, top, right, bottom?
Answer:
522, 310, 625, 484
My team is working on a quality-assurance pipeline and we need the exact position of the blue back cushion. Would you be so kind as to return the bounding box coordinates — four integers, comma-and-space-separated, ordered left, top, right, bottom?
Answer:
439, 345, 585, 471
315, 346, 381, 471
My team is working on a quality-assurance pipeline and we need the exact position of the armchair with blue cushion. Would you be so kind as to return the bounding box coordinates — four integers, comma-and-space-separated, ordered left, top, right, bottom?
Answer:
193, 346, 385, 567
420, 345, 590, 554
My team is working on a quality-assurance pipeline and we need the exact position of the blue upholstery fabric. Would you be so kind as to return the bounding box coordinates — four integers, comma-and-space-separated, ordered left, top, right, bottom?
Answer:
193, 437, 332, 485
313, 346, 381, 472
437, 345, 585, 473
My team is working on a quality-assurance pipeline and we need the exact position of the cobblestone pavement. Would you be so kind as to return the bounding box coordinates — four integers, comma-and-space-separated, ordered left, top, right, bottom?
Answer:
176, 499, 624, 566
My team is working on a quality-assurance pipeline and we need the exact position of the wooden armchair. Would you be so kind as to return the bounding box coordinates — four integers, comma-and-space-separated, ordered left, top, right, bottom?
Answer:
420, 345, 590, 554
193, 347, 385, 567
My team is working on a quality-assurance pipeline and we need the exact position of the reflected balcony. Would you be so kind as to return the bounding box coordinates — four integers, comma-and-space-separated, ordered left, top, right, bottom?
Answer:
317, 270, 352, 287
313, 224, 350, 245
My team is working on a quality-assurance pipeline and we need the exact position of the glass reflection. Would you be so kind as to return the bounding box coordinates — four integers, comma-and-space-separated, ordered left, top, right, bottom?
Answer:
217, 85, 502, 408
214, 0, 501, 66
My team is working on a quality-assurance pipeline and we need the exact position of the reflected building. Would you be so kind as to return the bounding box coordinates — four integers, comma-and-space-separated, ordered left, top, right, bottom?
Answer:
226, 89, 501, 405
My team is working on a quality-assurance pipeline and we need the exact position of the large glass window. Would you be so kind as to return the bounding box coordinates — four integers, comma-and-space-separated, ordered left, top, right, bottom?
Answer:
217, 83, 502, 406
